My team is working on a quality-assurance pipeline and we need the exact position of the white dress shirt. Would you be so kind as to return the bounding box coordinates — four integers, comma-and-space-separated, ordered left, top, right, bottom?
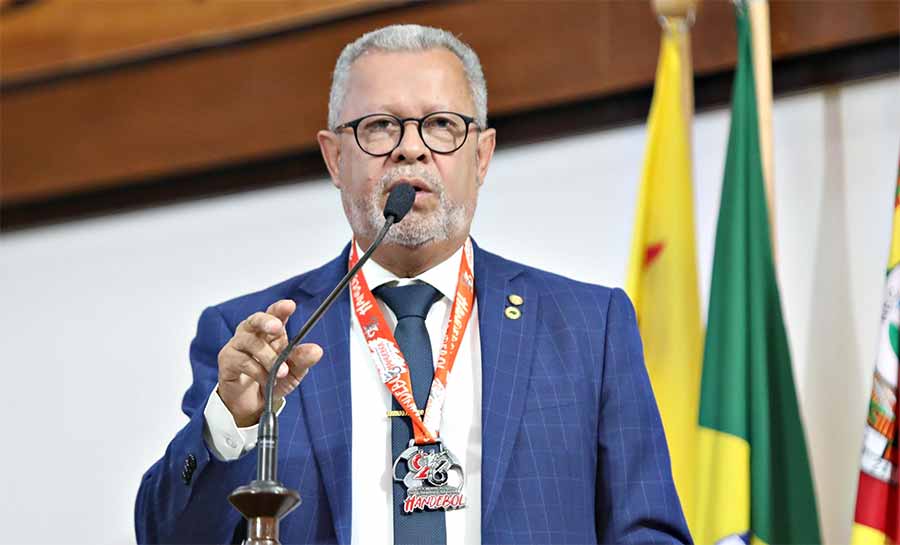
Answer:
204, 242, 482, 545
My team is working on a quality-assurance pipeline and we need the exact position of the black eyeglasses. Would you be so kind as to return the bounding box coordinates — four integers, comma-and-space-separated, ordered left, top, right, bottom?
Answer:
333, 111, 477, 157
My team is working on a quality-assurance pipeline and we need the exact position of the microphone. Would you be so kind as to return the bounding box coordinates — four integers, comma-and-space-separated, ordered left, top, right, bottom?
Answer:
382, 182, 417, 222
229, 183, 415, 545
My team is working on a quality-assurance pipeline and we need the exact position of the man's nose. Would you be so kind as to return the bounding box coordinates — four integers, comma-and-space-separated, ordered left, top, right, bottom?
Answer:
391, 121, 428, 163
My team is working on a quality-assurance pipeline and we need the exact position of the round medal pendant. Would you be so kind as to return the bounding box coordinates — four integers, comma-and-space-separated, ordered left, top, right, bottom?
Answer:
392, 439, 466, 513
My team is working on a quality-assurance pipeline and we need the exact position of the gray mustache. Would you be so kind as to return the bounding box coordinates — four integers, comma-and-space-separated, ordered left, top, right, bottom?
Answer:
379, 168, 443, 194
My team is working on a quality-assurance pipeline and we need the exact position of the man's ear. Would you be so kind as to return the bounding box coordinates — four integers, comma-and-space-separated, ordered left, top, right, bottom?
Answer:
317, 130, 343, 188
474, 128, 497, 188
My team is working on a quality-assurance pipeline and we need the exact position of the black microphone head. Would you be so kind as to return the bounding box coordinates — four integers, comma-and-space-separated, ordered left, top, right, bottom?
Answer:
383, 183, 416, 222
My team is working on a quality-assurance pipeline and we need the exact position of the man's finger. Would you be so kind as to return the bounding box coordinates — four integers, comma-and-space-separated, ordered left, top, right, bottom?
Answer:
271, 335, 289, 355
265, 299, 297, 325
286, 343, 324, 379
231, 333, 280, 371
274, 371, 301, 399
243, 312, 283, 336
236, 357, 268, 389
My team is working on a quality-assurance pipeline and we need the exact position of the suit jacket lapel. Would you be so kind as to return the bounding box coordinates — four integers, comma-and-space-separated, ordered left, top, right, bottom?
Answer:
289, 247, 353, 545
474, 243, 539, 526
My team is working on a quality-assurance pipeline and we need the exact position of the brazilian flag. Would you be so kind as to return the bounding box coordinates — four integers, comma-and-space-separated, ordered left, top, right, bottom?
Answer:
693, 4, 821, 544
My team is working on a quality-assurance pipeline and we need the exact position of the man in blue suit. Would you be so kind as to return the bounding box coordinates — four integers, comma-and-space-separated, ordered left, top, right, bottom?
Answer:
135, 24, 691, 545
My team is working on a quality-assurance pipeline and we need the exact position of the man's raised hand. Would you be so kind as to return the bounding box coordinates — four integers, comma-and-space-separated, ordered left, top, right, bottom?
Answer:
217, 299, 323, 427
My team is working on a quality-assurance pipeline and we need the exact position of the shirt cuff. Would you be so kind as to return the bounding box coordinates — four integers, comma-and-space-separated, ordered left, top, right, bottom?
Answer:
202, 387, 286, 462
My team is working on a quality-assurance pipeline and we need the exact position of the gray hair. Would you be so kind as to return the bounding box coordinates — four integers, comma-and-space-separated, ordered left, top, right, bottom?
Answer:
327, 24, 488, 130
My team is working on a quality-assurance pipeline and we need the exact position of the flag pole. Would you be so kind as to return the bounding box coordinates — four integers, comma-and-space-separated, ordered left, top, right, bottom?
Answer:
647, 0, 701, 534
652, 0, 699, 130
748, 0, 776, 257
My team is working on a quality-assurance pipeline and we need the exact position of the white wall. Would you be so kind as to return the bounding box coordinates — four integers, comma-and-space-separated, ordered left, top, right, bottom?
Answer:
0, 74, 896, 544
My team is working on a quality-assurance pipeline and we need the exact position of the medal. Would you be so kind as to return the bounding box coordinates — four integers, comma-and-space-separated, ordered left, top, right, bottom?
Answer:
392, 439, 466, 513
349, 238, 476, 513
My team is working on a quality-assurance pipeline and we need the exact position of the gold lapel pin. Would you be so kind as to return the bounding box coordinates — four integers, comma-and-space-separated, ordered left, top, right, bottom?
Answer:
505, 306, 522, 320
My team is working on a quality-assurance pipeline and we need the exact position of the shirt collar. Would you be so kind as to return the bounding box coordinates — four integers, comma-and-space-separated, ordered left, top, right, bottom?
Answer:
355, 240, 466, 301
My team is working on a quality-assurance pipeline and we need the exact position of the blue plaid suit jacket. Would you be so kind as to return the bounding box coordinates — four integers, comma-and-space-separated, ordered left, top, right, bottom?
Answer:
136, 242, 691, 544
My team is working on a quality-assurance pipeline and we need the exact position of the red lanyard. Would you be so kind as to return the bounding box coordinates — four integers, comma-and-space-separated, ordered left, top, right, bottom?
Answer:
349, 238, 475, 445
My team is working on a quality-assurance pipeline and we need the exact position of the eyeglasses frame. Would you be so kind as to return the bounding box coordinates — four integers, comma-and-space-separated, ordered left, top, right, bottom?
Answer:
332, 111, 479, 157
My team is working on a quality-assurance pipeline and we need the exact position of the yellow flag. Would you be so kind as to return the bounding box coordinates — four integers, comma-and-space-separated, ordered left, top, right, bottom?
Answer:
625, 22, 702, 530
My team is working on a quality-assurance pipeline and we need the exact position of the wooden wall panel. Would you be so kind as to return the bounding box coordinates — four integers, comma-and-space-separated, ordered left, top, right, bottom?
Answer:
2, 0, 897, 206
0, 0, 393, 80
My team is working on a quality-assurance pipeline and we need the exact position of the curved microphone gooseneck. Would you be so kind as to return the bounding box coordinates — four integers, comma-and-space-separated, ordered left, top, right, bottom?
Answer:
229, 183, 416, 545
257, 182, 416, 483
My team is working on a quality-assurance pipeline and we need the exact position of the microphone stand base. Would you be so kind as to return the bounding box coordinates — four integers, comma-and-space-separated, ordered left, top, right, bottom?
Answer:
229, 480, 301, 545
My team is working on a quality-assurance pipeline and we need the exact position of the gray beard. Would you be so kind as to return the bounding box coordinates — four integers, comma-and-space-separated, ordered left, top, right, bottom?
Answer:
343, 166, 472, 248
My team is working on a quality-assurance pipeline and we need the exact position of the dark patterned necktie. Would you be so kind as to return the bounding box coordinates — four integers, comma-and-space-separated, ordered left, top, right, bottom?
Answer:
373, 282, 446, 545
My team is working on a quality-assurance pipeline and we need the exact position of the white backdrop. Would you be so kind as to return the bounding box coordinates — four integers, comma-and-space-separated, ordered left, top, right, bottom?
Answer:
1, 74, 897, 544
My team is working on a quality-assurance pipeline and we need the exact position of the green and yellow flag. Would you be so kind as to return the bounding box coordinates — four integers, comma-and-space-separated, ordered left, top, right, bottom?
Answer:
693, 4, 821, 544
851, 157, 900, 544
625, 16, 702, 529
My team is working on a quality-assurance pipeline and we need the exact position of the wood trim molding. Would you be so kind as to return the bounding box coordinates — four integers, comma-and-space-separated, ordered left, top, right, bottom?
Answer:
0, 0, 406, 82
